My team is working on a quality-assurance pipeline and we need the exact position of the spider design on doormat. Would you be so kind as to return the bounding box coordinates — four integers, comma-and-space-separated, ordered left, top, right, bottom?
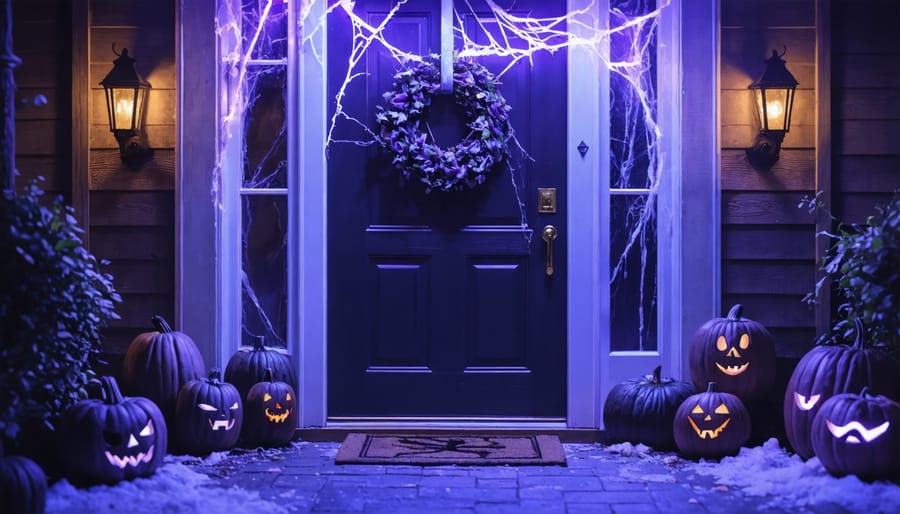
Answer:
393, 437, 506, 458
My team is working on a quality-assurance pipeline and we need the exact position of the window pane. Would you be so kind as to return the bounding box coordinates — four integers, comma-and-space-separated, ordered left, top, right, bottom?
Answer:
242, 0, 288, 61
242, 194, 288, 348
610, 194, 657, 352
609, 0, 657, 189
243, 67, 287, 188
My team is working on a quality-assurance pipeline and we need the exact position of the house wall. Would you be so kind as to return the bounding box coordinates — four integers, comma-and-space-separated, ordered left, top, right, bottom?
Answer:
12, 0, 177, 378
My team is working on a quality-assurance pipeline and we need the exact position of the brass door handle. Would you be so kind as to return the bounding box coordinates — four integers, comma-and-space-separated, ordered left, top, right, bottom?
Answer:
542, 225, 558, 276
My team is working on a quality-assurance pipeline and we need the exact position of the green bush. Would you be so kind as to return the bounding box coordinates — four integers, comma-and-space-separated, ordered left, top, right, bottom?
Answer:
804, 192, 900, 362
0, 182, 121, 455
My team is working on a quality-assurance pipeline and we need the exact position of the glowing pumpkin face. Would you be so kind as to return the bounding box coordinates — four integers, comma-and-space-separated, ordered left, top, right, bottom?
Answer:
782, 319, 898, 460
262, 390, 293, 423
687, 401, 732, 440
811, 388, 900, 480
689, 305, 776, 402
174, 369, 243, 455
242, 368, 299, 447
58, 376, 167, 486
673, 382, 751, 459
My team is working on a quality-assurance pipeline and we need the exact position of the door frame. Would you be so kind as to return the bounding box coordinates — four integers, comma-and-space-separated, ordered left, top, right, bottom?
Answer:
176, 0, 720, 429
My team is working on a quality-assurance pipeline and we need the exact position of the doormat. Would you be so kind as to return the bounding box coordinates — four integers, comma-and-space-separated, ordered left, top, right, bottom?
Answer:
335, 433, 566, 466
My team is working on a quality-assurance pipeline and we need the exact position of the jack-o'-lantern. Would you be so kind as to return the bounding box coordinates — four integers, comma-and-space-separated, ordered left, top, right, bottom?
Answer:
0, 441, 47, 514
225, 335, 298, 402
673, 382, 751, 459
174, 369, 243, 455
603, 365, 695, 450
242, 368, 298, 447
811, 387, 900, 480
783, 318, 898, 460
689, 304, 776, 401
58, 376, 167, 485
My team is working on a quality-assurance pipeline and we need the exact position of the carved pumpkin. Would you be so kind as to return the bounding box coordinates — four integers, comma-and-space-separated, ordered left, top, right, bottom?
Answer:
673, 382, 751, 459
174, 369, 243, 455
689, 304, 776, 402
811, 387, 900, 480
122, 315, 205, 428
225, 335, 297, 402
603, 365, 695, 450
0, 441, 47, 514
58, 376, 167, 485
242, 368, 298, 447
783, 318, 898, 460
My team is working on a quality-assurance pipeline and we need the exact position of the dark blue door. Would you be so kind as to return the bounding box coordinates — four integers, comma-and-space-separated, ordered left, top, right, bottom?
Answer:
327, 0, 567, 418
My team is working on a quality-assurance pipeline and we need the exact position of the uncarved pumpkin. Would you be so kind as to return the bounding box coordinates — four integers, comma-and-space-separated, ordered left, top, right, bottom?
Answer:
58, 376, 167, 486
0, 442, 47, 514
122, 315, 205, 428
225, 336, 297, 402
689, 304, 776, 402
242, 368, 298, 448
603, 365, 695, 450
673, 382, 751, 459
174, 369, 243, 455
783, 318, 898, 460
811, 387, 900, 480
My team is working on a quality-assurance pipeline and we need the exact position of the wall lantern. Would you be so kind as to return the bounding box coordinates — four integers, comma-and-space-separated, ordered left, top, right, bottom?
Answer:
746, 49, 798, 170
100, 47, 151, 165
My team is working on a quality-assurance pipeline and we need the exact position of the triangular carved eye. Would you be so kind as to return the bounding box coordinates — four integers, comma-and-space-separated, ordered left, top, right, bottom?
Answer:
286, 392, 292, 401
229, 402, 239, 410
714, 403, 730, 415
139, 420, 154, 437
198, 403, 218, 412
692, 405, 704, 414
264, 393, 272, 402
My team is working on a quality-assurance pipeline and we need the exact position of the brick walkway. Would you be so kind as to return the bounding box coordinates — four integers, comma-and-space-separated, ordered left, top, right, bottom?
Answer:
185, 441, 851, 514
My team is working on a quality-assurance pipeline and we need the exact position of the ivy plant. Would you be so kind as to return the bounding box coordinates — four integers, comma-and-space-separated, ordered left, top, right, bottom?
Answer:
803, 192, 900, 363
0, 181, 121, 455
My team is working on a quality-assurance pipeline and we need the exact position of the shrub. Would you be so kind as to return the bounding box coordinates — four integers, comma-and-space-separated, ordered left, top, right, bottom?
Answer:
0, 181, 121, 456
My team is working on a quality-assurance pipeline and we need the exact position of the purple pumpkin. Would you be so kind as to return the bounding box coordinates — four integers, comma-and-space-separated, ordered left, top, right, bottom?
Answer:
783, 318, 897, 460
174, 369, 243, 455
689, 304, 776, 402
58, 376, 167, 485
0, 442, 46, 514
242, 368, 298, 448
811, 387, 900, 480
673, 382, 751, 459
225, 335, 297, 401
603, 365, 695, 450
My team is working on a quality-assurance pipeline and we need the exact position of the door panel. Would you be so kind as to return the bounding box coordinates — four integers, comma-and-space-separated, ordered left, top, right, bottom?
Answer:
327, 0, 567, 418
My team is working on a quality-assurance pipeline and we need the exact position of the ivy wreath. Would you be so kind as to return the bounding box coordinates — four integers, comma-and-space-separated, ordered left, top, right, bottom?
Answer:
375, 57, 514, 193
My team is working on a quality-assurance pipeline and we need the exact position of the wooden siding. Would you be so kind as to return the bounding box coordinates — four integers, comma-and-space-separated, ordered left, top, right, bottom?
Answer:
720, 0, 817, 359
831, 0, 900, 225
86, 0, 177, 378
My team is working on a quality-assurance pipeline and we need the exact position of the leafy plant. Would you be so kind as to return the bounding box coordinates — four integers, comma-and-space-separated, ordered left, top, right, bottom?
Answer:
0, 181, 121, 456
802, 192, 900, 363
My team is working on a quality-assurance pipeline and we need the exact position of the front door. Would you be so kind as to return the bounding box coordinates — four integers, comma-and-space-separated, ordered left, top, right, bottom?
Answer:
327, 0, 567, 419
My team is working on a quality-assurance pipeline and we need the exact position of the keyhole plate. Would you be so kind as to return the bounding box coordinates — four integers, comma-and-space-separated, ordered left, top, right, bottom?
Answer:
538, 188, 557, 213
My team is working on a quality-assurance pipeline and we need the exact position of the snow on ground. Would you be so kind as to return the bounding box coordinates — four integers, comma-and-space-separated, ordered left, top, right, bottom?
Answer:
605, 438, 900, 512
43, 439, 900, 513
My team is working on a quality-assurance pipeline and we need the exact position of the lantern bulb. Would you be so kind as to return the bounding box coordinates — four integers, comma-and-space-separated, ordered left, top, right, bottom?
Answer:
766, 100, 783, 118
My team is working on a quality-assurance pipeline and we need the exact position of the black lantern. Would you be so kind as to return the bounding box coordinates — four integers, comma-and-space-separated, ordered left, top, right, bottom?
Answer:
746, 49, 798, 170
100, 47, 151, 164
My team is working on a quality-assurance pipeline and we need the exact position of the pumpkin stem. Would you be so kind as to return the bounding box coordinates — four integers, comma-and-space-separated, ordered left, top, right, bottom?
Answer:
852, 318, 867, 349
263, 367, 274, 383
727, 304, 744, 320
100, 376, 124, 404
252, 335, 267, 351
151, 315, 173, 334
208, 368, 222, 384
706, 381, 719, 393
859, 386, 871, 397
651, 365, 662, 385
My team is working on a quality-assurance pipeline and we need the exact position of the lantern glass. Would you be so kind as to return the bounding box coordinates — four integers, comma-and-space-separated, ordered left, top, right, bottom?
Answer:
105, 86, 148, 133
753, 86, 795, 133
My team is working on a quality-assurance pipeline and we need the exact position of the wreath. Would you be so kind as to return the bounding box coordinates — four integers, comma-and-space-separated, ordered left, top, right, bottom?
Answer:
375, 57, 514, 193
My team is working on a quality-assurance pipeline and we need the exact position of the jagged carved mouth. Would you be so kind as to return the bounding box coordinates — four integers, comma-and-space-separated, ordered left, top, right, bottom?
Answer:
208, 418, 236, 431
826, 419, 889, 444
688, 417, 731, 439
265, 408, 291, 423
793, 392, 820, 411
715, 362, 749, 376
105, 445, 154, 469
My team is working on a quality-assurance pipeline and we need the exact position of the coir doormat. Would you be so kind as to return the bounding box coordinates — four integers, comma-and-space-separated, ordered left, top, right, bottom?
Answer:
335, 433, 566, 466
